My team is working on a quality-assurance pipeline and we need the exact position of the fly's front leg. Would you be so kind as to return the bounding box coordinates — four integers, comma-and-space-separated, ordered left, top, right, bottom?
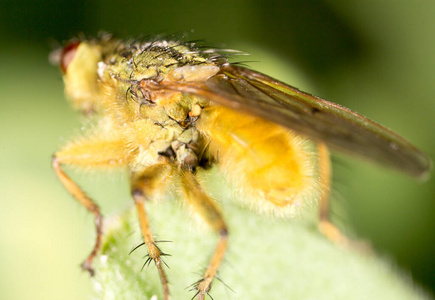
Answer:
131, 163, 173, 300
52, 156, 102, 275
179, 170, 228, 300
52, 134, 130, 275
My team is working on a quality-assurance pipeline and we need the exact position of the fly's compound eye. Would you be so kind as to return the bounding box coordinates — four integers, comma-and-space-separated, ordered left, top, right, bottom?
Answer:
60, 41, 80, 74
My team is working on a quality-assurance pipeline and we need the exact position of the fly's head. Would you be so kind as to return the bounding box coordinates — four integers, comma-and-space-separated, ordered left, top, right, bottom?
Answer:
52, 38, 104, 114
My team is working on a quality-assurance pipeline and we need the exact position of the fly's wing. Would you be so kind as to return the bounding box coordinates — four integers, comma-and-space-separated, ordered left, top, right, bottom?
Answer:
155, 64, 431, 178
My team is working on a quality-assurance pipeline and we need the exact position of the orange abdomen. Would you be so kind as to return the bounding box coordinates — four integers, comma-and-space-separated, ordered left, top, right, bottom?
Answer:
197, 106, 320, 215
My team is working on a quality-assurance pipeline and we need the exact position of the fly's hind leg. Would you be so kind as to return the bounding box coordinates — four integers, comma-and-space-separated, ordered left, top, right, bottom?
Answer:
317, 143, 372, 252
179, 170, 228, 300
130, 163, 174, 300
317, 142, 349, 245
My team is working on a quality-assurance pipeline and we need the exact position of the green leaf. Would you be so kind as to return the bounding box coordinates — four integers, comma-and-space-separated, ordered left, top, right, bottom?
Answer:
92, 168, 430, 300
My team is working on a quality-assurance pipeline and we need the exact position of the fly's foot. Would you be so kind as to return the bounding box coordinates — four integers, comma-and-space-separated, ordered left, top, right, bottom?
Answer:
319, 220, 349, 246
81, 258, 95, 276
320, 220, 373, 253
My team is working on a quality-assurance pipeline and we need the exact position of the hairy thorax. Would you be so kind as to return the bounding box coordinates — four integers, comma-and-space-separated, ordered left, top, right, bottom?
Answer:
92, 40, 222, 172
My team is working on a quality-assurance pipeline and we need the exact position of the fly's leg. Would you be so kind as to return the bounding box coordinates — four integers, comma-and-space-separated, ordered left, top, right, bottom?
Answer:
316, 142, 348, 245
179, 170, 228, 300
131, 163, 173, 300
52, 134, 130, 275
132, 190, 170, 300
52, 156, 102, 275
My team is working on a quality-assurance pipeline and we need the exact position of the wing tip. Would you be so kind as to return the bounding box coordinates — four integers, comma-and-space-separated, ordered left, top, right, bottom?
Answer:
409, 154, 432, 181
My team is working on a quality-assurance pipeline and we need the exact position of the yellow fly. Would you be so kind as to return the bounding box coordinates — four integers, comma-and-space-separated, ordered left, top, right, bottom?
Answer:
51, 33, 431, 300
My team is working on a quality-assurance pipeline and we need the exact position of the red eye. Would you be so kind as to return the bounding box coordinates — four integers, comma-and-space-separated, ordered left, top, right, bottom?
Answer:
60, 41, 80, 73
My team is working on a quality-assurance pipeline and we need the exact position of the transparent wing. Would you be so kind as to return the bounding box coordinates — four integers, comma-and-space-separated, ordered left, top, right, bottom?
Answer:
153, 64, 431, 178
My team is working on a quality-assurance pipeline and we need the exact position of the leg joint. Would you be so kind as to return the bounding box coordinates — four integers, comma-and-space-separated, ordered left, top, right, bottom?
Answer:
51, 154, 60, 168
219, 227, 229, 238
131, 187, 145, 202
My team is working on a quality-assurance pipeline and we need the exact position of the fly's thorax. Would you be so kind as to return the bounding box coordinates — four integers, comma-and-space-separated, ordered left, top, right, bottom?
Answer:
96, 40, 220, 124
145, 120, 203, 169
127, 92, 209, 169
98, 70, 212, 129
98, 39, 220, 84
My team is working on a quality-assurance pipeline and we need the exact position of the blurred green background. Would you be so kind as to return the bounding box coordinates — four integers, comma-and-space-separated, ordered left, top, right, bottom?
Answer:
0, 0, 434, 299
